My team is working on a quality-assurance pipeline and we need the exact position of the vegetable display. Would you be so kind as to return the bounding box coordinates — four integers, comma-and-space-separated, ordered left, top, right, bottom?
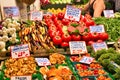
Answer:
93, 17, 120, 42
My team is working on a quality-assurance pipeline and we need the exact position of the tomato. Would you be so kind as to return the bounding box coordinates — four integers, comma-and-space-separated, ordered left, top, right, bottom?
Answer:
62, 18, 70, 25
48, 25, 57, 33
53, 17, 58, 24
99, 33, 109, 41
51, 14, 57, 20
62, 34, 71, 42
97, 40, 103, 43
91, 32, 100, 41
71, 34, 81, 41
57, 12, 64, 20
61, 42, 69, 47
85, 19, 95, 27
53, 36, 62, 45
49, 31, 56, 38
82, 33, 92, 41
87, 41, 94, 45
44, 14, 52, 19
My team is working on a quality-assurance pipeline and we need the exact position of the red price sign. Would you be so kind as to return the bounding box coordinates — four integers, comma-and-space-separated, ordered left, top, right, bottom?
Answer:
11, 75, 31, 80
69, 41, 87, 55
35, 58, 51, 66
64, 5, 81, 21
80, 56, 94, 64
30, 11, 43, 21
10, 44, 30, 59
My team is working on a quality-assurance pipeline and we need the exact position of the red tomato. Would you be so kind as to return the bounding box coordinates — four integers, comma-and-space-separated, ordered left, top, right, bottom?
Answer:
85, 19, 95, 27
87, 41, 94, 45
97, 40, 103, 43
49, 31, 56, 38
71, 34, 81, 41
61, 42, 69, 47
91, 32, 100, 41
57, 12, 64, 20
48, 25, 57, 33
44, 14, 52, 19
82, 33, 92, 41
51, 14, 57, 20
62, 34, 71, 42
99, 33, 109, 41
62, 18, 70, 25
53, 36, 62, 45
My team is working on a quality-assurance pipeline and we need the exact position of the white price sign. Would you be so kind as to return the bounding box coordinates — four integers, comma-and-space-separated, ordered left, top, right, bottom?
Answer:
64, 5, 81, 21
80, 56, 94, 64
3, 7, 20, 17
103, 10, 114, 18
11, 75, 31, 80
10, 44, 30, 59
30, 11, 43, 21
69, 41, 87, 54
92, 42, 108, 52
90, 25, 105, 33
35, 58, 51, 66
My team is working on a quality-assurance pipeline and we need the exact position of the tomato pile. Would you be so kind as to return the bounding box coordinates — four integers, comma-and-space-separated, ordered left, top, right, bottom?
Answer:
44, 12, 109, 47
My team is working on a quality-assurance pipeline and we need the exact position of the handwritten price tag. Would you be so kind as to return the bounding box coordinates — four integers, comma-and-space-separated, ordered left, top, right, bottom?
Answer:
3, 7, 20, 17
10, 44, 30, 59
35, 58, 51, 66
90, 25, 105, 33
30, 11, 43, 21
69, 41, 87, 54
103, 10, 114, 18
92, 42, 108, 52
80, 56, 94, 64
11, 75, 31, 80
64, 5, 81, 21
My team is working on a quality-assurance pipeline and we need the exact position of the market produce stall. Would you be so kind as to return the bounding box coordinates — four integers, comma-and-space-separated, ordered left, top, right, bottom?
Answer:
0, 0, 120, 80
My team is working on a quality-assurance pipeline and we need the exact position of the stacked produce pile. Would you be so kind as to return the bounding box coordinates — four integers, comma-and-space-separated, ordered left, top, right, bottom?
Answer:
44, 13, 109, 48
91, 48, 120, 79
70, 54, 113, 80
0, 18, 20, 52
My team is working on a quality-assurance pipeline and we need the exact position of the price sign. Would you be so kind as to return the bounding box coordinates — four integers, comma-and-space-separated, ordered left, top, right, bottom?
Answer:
10, 44, 30, 59
11, 75, 31, 80
90, 25, 105, 33
64, 5, 81, 21
30, 11, 43, 21
92, 42, 108, 52
35, 58, 51, 66
3, 7, 19, 17
103, 10, 114, 18
69, 41, 87, 54
80, 56, 94, 64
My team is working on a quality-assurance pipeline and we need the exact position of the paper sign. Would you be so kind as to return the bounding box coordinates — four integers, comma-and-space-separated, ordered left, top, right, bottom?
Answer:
35, 58, 51, 66
11, 75, 31, 80
80, 56, 94, 64
3, 7, 19, 17
30, 11, 43, 21
90, 25, 105, 33
103, 10, 114, 18
92, 42, 108, 52
69, 41, 87, 54
64, 5, 81, 21
10, 44, 30, 59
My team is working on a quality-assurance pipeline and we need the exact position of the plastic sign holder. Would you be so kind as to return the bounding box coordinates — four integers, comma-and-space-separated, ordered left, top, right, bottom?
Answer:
69, 41, 87, 55
3, 6, 20, 18
30, 11, 43, 21
103, 10, 114, 18
35, 58, 51, 66
64, 5, 81, 21
11, 75, 31, 80
92, 42, 108, 52
90, 25, 105, 33
80, 56, 94, 64
10, 44, 30, 59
